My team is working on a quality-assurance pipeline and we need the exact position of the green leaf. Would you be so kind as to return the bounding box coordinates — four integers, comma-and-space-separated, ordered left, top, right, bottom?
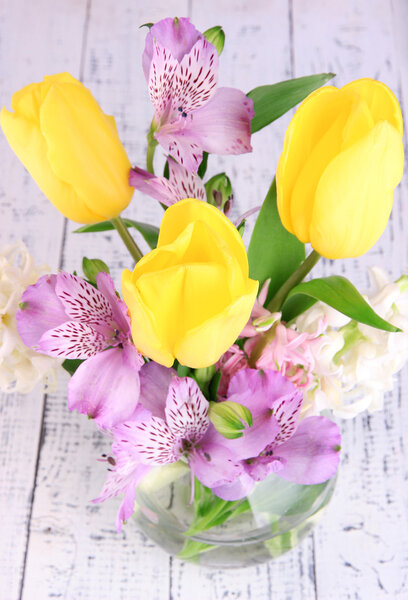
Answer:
62, 358, 84, 376
82, 257, 110, 284
283, 276, 401, 332
281, 294, 317, 323
248, 179, 305, 303
248, 72, 335, 134
73, 219, 159, 249
203, 25, 225, 55
197, 152, 209, 178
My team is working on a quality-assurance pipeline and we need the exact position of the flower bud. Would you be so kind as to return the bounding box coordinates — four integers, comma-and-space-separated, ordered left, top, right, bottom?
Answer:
277, 78, 404, 259
203, 26, 225, 55
209, 400, 253, 439
205, 172, 233, 215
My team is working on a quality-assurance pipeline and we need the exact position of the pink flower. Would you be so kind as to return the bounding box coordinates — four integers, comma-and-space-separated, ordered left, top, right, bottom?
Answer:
143, 17, 254, 172
245, 320, 327, 390
129, 157, 206, 206
17, 271, 143, 427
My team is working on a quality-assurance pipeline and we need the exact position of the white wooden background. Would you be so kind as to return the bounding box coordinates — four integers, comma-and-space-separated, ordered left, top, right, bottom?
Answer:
1, 1, 408, 598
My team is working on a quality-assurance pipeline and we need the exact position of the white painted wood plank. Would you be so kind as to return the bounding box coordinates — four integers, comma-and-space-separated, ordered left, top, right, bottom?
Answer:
19, 2, 186, 599
170, 1, 318, 597
0, 2, 88, 599
292, 1, 408, 598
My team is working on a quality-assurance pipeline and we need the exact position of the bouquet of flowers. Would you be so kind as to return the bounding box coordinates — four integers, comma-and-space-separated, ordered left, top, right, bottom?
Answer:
1, 17, 406, 567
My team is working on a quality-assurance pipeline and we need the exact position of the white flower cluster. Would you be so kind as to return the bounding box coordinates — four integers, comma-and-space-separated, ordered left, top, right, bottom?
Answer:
0, 241, 60, 393
295, 268, 408, 418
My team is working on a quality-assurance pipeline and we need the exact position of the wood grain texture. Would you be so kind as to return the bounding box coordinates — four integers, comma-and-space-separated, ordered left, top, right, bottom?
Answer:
0, 1, 407, 599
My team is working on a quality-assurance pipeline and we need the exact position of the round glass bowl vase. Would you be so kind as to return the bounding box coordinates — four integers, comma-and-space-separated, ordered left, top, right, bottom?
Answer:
134, 464, 336, 568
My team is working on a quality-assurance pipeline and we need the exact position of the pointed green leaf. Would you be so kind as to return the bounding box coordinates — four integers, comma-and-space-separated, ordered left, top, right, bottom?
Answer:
73, 219, 159, 249
283, 276, 401, 332
248, 179, 305, 303
248, 72, 335, 133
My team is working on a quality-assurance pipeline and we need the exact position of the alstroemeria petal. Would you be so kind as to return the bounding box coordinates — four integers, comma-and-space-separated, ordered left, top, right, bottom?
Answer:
129, 166, 178, 206
142, 17, 201, 80
189, 87, 254, 156
155, 127, 203, 172
38, 320, 106, 358
55, 271, 114, 326
93, 458, 151, 532
17, 274, 67, 347
168, 159, 206, 201
189, 442, 242, 489
68, 345, 143, 427
165, 377, 209, 441
171, 38, 218, 114
211, 471, 255, 501
96, 271, 130, 334
274, 416, 341, 485
148, 41, 178, 120
139, 361, 175, 418
272, 390, 303, 445
127, 416, 178, 464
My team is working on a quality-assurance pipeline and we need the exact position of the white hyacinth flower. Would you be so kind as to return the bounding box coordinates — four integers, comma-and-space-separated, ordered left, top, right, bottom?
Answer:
296, 268, 408, 419
0, 241, 60, 393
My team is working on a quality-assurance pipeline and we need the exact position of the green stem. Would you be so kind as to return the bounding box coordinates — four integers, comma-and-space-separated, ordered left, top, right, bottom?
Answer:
111, 216, 143, 263
266, 249, 321, 313
248, 250, 321, 367
146, 129, 158, 174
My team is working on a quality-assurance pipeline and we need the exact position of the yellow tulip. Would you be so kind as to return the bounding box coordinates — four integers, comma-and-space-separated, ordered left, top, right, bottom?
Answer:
0, 73, 133, 223
122, 198, 259, 368
277, 78, 404, 259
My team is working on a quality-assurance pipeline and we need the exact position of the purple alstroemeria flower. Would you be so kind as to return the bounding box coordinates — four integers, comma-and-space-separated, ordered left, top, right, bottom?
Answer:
94, 362, 242, 529
143, 17, 254, 172
129, 158, 206, 206
17, 271, 144, 428
211, 369, 341, 501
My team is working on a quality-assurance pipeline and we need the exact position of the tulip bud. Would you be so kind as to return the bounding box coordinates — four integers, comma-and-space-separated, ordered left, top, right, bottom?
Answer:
1, 73, 133, 224
209, 400, 253, 439
122, 198, 258, 368
276, 78, 404, 259
205, 173, 233, 215
203, 26, 225, 55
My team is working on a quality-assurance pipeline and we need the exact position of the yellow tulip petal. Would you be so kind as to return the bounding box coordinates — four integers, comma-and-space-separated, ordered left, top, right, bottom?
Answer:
277, 86, 344, 234
158, 198, 249, 276
175, 279, 259, 368
289, 90, 376, 242
40, 82, 133, 220
344, 78, 403, 135
121, 269, 174, 367
0, 106, 102, 223
311, 121, 404, 258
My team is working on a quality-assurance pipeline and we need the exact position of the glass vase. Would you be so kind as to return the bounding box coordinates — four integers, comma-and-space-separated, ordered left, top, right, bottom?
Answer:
134, 463, 336, 568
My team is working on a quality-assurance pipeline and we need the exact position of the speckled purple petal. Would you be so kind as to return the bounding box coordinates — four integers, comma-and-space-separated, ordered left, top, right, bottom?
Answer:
170, 38, 218, 114
38, 320, 106, 358
186, 87, 254, 156
55, 271, 114, 327
16, 274, 67, 347
96, 271, 130, 335
165, 377, 209, 442
142, 17, 202, 80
